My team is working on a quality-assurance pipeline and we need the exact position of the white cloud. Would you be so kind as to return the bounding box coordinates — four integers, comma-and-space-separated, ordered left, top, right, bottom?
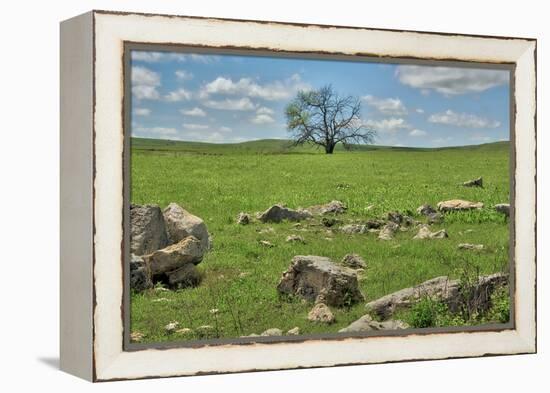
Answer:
180, 107, 206, 117
251, 113, 275, 124
175, 70, 193, 80
131, 51, 167, 62
395, 65, 509, 95
362, 95, 408, 115
133, 126, 178, 138
182, 123, 209, 130
134, 108, 151, 116
409, 129, 427, 137
256, 106, 275, 115
164, 88, 192, 102
131, 66, 161, 100
428, 110, 501, 128
203, 97, 257, 111
469, 134, 494, 143
219, 126, 232, 133
416, 108, 425, 114
363, 118, 411, 133
131, 51, 217, 63
200, 74, 310, 101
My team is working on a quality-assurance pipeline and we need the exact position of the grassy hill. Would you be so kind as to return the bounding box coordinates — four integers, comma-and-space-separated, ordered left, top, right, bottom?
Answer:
131, 137, 509, 155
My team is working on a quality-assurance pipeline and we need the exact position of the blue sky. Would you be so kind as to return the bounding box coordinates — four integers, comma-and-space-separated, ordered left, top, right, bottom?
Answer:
130, 50, 510, 148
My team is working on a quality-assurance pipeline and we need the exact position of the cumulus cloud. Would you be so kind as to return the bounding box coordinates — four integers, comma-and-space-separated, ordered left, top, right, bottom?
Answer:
175, 70, 193, 80
133, 126, 178, 138
131, 51, 219, 63
363, 118, 411, 133
219, 126, 232, 133
200, 74, 309, 101
362, 95, 408, 115
164, 88, 192, 102
134, 108, 151, 116
395, 65, 509, 95
131, 66, 161, 100
203, 97, 257, 111
182, 123, 209, 130
428, 110, 501, 128
409, 129, 427, 137
416, 108, 425, 114
256, 106, 275, 115
251, 114, 275, 124
180, 107, 206, 117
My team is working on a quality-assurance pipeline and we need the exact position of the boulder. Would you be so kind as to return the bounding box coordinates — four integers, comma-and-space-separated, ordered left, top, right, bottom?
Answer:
413, 225, 448, 240
286, 235, 305, 244
340, 224, 367, 234
338, 314, 409, 333
261, 328, 283, 337
146, 236, 203, 276
130, 204, 169, 256
287, 327, 301, 335
166, 263, 202, 289
341, 254, 367, 269
417, 204, 437, 216
307, 200, 347, 215
378, 222, 398, 240
130, 254, 152, 292
307, 303, 335, 324
365, 219, 385, 229
427, 212, 444, 224
257, 204, 312, 223
494, 203, 510, 217
163, 203, 210, 251
321, 217, 341, 227
458, 243, 484, 251
236, 212, 250, 225
463, 177, 483, 187
365, 273, 508, 320
437, 199, 484, 212
277, 255, 364, 307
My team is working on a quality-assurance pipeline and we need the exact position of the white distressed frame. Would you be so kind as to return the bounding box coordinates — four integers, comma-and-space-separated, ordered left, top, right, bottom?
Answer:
61, 10, 536, 381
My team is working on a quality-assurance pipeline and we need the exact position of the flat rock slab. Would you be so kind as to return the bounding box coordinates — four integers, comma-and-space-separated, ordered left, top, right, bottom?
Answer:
130, 204, 169, 256
437, 199, 484, 212
146, 236, 203, 276
413, 225, 448, 239
277, 255, 364, 307
365, 273, 508, 320
458, 243, 484, 251
163, 203, 210, 252
339, 314, 409, 333
306, 200, 347, 215
257, 204, 312, 223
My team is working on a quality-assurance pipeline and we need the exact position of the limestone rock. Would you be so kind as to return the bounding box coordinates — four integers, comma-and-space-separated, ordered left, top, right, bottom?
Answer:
236, 212, 250, 225
413, 225, 448, 240
166, 263, 202, 289
378, 222, 398, 240
261, 328, 283, 337
286, 235, 306, 244
277, 255, 364, 307
417, 204, 437, 216
259, 240, 275, 248
494, 203, 510, 217
287, 327, 301, 335
463, 177, 483, 187
257, 204, 312, 223
146, 236, 203, 276
458, 243, 484, 251
307, 200, 347, 215
163, 203, 210, 251
130, 204, 169, 256
437, 199, 484, 212
321, 217, 341, 227
341, 253, 367, 269
340, 224, 367, 234
164, 321, 179, 333
130, 254, 152, 292
338, 314, 409, 333
427, 212, 444, 224
307, 303, 335, 324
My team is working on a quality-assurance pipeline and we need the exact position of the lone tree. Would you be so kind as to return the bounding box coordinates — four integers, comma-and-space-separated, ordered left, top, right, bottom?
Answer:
285, 85, 376, 154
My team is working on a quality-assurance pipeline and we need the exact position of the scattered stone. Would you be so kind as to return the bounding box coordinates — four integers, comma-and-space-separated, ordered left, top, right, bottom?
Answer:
277, 255, 364, 307
287, 327, 301, 335
163, 203, 210, 251
257, 204, 312, 223
175, 328, 193, 335
494, 203, 510, 217
321, 217, 340, 227
286, 235, 306, 244
166, 263, 202, 289
413, 225, 449, 240
236, 212, 250, 225
130, 204, 169, 256
437, 199, 484, 212
164, 321, 179, 333
146, 236, 203, 276
341, 254, 367, 269
340, 224, 367, 234
365, 273, 508, 320
130, 331, 145, 342
463, 177, 483, 187
259, 240, 275, 248
130, 254, 152, 292
152, 297, 172, 303
258, 227, 275, 234
378, 222, 398, 240
387, 211, 404, 224
427, 212, 444, 224
261, 328, 283, 336
307, 303, 335, 324
238, 272, 250, 278
365, 219, 385, 229
241, 333, 260, 338
416, 204, 437, 216
458, 243, 484, 251
338, 314, 409, 333
307, 200, 347, 215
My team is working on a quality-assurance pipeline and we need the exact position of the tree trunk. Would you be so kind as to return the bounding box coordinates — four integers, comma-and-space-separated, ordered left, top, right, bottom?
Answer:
325, 143, 335, 154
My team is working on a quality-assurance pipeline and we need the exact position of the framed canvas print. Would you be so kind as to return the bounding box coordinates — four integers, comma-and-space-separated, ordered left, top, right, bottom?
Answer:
60, 10, 537, 382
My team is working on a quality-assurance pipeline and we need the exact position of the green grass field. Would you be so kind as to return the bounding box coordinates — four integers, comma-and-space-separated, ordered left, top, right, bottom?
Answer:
130, 138, 510, 343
